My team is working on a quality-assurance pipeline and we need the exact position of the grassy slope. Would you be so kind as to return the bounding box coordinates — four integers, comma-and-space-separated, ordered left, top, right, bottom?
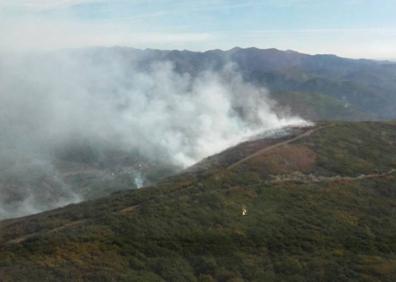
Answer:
0, 122, 396, 281
272, 91, 373, 121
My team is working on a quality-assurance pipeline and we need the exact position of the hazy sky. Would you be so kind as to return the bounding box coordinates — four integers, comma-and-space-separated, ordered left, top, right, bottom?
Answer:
1, 0, 395, 58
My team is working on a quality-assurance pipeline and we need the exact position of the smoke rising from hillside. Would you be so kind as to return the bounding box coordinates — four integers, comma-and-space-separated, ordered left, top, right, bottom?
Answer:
0, 49, 308, 219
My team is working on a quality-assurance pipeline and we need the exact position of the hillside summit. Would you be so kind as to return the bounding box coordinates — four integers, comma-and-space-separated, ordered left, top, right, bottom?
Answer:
1, 121, 396, 281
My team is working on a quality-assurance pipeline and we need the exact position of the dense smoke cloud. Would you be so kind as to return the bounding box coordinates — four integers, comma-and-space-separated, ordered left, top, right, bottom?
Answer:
0, 49, 307, 219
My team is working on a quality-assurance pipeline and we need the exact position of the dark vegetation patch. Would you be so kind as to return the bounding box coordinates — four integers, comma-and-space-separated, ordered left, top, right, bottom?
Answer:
247, 144, 317, 175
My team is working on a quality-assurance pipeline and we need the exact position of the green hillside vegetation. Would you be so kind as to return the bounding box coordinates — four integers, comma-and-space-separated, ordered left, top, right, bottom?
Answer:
0, 122, 395, 281
273, 91, 372, 121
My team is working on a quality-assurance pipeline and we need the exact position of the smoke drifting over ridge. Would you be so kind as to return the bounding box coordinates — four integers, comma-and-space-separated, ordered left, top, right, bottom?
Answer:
0, 49, 307, 219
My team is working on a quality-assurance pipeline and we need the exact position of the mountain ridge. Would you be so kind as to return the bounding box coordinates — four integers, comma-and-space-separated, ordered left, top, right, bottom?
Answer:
79, 46, 396, 120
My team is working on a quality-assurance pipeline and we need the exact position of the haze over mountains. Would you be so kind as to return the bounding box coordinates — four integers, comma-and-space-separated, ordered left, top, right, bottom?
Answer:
0, 47, 306, 219
122, 47, 396, 120
0, 46, 396, 220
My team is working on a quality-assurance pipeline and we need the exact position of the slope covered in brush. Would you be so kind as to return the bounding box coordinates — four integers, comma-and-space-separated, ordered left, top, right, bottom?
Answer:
0, 122, 395, 281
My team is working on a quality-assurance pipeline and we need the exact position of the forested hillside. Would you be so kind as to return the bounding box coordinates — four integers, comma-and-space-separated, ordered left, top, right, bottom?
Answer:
1, 122, 395, 281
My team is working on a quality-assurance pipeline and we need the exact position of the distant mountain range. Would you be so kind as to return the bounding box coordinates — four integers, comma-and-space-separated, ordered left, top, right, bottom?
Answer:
87, 46, 396, 120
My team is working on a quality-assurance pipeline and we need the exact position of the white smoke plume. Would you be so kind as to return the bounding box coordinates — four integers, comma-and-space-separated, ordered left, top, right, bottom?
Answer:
0, 49, 307, 219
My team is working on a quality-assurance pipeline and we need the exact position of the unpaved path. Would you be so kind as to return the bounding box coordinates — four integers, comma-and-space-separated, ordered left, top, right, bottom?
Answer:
268, 169, 396, 184
4, 220, 85, 245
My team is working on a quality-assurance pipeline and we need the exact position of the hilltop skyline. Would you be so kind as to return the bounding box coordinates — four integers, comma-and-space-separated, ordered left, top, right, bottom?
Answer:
1, 0, 396, 59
